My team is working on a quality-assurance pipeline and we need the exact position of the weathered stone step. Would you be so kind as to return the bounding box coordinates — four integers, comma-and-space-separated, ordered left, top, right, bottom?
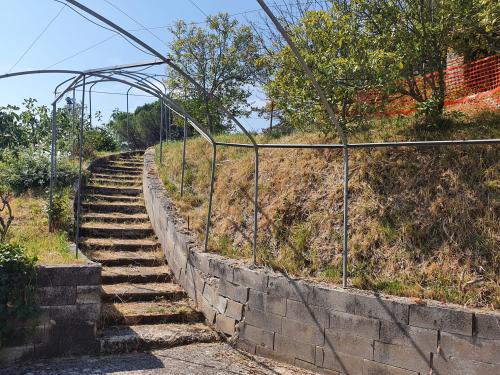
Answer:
86, 186, 143, 197
80, 223, 153, 239
93, 167, 142, 175
89, 179, 141, 187
99, 323, 218, 354
82, 212, 150, 224
91, 173, 142, 181
82, 201, 146, 214
84, 194, 142, 204
102, 265, 172, 284
80, 238, 159, 252
89, 250, 163, 267
101, 300, 203, 326
107, 161, 143, 168
101, 282, 186, 303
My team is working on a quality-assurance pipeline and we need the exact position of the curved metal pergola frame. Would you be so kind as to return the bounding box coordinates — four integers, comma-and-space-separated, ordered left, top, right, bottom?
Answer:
1, 0, 498, 288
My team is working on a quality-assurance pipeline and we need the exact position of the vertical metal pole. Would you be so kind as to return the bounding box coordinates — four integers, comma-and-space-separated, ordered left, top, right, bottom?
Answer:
49, 102, 57, 232
89, 85, 92, 128
204, 144, 217, 251
342, 146, 349, 287
126, 89, 131, 149
180, 113, 187, 196
253, 148, 259, 265
166, 106, 171, 143
159, 99, 164, 164
71, 89, 76, 154
75, 75, 86, 259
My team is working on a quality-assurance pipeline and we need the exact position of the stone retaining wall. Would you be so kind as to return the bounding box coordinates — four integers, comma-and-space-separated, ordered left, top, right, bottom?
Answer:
143, 148, 500, 375
0, 261, 101, 365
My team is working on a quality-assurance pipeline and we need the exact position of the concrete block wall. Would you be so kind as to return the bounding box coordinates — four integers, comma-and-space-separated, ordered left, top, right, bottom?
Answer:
143, 148, 500, 375
0, 262, 101, 365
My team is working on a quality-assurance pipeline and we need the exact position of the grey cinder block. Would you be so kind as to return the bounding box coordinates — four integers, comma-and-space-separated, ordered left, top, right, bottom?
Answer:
432, 355, 500, 375
321, 348, 364, 375
218, 278, 248, 304
373, 340, 430, 373
282, 317, 325, 346
215, 314, 236, 336
274, 334, 316, 363
225, 299, 243, 320
233, 267, 268, 292
267, 275, 311, 302
76, 285, 101, 304
247, 290, 286, 316
439, 331, 500, 365
324, 329, 374, 360
362, 359, 418, 375
354, 294, 409, 325
475, 313, 500, 340
240, 323, 274, 349
245, 308, 282, 333
330, 311, 380, 339
379, 320, 437, 353
409, 304, 473, 336
309, 285, 356, 313
36, 286, 77, 306
286, 299, 329, 327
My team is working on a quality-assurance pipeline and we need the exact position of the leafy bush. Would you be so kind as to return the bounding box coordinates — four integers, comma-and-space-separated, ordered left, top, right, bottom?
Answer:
0, 149, 79, 194
84, 127, 119, 153
0, 243, 38, 347
45, 188, 72, 232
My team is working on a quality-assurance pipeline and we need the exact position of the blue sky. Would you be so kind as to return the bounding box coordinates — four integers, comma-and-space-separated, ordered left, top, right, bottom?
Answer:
0, 0, 271, 131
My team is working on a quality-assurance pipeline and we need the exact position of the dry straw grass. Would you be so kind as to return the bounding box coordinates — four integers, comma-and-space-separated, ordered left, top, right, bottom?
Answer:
6, 194, 83, 265
157, 112, 499, 309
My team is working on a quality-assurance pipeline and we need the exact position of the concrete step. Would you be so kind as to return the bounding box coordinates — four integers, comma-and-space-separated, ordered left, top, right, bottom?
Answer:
82, 201, 146, 214
91, 173, 142, 181
80, 223, 153, 239
101, 300, 203, 326
80, 238, 159, 252
101, 282, 186, 303
81, 212, 150, 224
107, 161, 143, 168
102, 265, 172, 284
89, 250, 164, 267
89, 178, 141, 187
83, 194, 142, 203
86, 186, 143, 197
92, 167, 142, 175
99, 323, 218, 354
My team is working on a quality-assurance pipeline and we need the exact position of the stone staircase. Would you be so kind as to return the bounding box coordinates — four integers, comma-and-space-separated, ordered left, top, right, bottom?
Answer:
80, 152, 218, 354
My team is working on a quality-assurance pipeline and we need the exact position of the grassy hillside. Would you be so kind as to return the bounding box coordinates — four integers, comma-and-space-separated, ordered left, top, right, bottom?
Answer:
156, 112, 500, 309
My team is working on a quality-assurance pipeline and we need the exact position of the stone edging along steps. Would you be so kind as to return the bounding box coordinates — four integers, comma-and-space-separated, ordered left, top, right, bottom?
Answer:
142, 147, 500, 375
80, 151, 217, 354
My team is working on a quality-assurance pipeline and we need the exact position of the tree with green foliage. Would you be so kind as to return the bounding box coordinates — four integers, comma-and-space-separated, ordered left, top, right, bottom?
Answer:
108, 102, 161, 150
167, 13, 261, 133
262, 0, 496, 134
264, 2, 398, 135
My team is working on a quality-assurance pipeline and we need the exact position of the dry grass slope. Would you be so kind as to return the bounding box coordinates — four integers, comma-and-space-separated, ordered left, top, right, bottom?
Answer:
157, 112, 500, 309
6, 194, 83, 264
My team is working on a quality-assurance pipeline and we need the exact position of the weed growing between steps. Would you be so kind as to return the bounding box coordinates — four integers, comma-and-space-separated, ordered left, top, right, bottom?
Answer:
156, 112, 500, 309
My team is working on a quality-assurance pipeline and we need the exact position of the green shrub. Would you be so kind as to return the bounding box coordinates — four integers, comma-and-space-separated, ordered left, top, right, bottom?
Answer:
0, 243, 38, 347
0, 149, 79, 194
85, 127, 119, 153
45, 188, 72, 232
